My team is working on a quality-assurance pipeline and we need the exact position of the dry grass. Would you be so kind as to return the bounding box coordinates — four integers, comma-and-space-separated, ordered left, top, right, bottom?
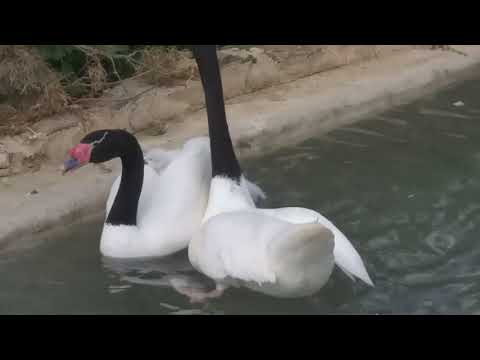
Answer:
139, 47, 196, 86
85, 55, 108, 96
0, 46, 69, 135
0, 45, 200, 137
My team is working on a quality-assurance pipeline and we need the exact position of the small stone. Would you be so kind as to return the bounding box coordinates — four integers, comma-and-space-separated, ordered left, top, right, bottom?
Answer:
453, 101, 465, 107
0, 151, 9, 169
26, 189, 39, 197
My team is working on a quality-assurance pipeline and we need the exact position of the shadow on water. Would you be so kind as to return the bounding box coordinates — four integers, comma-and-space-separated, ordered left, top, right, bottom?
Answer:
3, 77, 480, 314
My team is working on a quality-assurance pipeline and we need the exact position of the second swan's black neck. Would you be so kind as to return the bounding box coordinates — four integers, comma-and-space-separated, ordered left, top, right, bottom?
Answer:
192, 45, 242, 181
105, 133, 144, 226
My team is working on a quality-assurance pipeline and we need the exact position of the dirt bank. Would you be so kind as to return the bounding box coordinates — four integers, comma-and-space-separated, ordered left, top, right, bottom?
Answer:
0, 45, 417, 176
1, 45, 478, 252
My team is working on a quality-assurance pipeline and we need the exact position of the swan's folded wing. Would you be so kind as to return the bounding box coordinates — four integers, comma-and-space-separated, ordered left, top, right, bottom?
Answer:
257, 207, 374, 286
190, 210, 334, 287
191, 211, 289, 285
144, 148, 181, 174
258, 207, 320, 224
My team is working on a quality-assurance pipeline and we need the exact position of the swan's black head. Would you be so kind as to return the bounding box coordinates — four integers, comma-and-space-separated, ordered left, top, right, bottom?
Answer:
63, 129, 139, 174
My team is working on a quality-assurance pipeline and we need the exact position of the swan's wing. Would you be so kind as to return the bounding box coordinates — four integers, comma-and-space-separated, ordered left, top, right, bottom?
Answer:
257, 207, 374, 287
259, 207, 319, 224
144, 148, 181, 174
314, 211, 373, 286
190, 211, 279, 284
147, 145, 266, 203
190, 210, 334, 288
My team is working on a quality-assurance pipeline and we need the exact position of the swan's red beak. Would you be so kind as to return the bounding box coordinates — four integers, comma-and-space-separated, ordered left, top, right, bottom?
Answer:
63, 143, 92, 175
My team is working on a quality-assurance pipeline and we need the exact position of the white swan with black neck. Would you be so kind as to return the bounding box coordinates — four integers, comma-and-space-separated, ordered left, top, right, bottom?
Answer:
184, 45, 373, 302
63, 131, 265, 259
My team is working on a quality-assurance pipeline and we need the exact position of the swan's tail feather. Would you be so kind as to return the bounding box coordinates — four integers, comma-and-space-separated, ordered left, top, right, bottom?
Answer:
315, 213, 374, 287
337, 264, 356, 283
333, 234, 374, 287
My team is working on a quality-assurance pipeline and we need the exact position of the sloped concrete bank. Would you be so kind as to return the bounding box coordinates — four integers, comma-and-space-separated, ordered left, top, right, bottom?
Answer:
2, 45, 480, 252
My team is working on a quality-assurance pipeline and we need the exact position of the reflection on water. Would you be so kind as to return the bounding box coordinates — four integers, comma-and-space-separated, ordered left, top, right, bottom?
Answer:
102, 251, 193, 288
3, 76, 480, 314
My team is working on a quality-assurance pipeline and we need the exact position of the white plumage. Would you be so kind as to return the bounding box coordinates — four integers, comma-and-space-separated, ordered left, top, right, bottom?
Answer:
102, 137, 266, 259
185, 45, 372, 301
188, 176, 373, 299
259, 207, 374, 286
102, 137, 211, 258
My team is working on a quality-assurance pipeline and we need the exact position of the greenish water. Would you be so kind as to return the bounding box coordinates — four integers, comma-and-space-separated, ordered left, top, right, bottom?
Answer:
3, 77, 480, 314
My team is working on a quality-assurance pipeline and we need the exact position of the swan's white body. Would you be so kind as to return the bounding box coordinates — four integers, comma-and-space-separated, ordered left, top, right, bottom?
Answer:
186, 45, 372, 300
101, 137, 265, 259
188, 176, 373, 298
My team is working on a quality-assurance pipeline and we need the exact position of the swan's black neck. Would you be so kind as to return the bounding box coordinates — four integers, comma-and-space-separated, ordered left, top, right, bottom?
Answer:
192, 45, 242, 181
105, 135, 144, 226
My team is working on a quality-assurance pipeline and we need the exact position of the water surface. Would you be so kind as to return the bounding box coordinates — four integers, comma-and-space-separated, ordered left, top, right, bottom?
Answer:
3, 77, 480, 314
